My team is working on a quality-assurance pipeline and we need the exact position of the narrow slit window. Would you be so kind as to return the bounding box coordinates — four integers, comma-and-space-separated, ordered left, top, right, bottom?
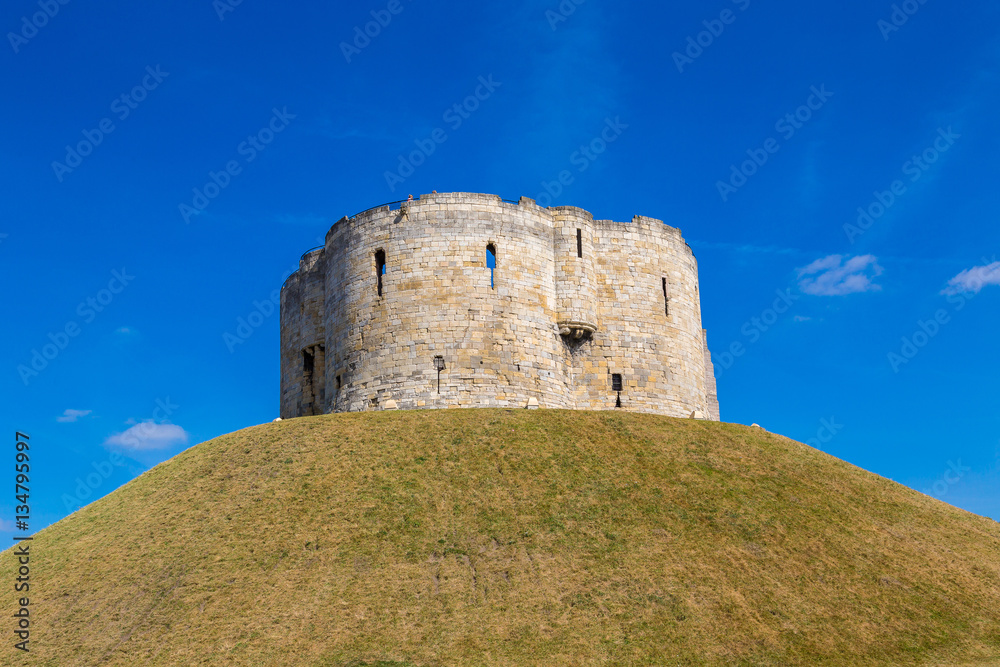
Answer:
576, 229, 583, 258
336, 375, 342, 391
486, 243, 497, 289
611, 373, 623, 392
374, 249, 386, 297
662, 277, 669, 316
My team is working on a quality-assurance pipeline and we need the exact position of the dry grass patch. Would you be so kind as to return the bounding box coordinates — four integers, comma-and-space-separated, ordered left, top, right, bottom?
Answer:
2, 410, 999, 665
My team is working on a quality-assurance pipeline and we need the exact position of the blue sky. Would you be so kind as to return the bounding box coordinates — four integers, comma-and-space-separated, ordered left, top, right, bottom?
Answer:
2, 0, 998, 540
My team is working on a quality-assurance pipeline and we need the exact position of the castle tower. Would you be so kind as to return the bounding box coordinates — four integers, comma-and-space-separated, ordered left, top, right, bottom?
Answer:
280, 192, 720, 420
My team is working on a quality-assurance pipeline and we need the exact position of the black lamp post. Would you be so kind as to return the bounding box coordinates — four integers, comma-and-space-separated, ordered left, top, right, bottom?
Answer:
434, 356, 445, 394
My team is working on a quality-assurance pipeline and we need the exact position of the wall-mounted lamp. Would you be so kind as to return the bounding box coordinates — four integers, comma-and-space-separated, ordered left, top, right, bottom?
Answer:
434, 356, 445, 393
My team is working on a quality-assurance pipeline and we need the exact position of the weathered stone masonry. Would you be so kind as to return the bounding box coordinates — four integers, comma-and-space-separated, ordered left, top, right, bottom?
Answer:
280, 192, 720, 420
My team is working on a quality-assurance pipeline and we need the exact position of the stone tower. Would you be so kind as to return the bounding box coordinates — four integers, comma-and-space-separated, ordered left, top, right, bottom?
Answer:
280, 192, 720, 420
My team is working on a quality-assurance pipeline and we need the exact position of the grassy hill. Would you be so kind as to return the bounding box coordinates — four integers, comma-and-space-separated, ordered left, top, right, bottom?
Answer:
4, 410, 1000, 666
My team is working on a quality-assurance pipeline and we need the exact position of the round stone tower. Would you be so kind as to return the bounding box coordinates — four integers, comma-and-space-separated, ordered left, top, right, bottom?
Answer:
280, 192, 720, 420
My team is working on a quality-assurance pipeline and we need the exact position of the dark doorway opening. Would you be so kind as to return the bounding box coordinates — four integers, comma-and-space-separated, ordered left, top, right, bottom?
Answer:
302, 344, 326, 416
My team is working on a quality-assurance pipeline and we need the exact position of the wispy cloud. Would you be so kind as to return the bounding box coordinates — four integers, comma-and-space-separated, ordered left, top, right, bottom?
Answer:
941, 260, 1000, 296
488, 2, 620, 173
57, 409, 93, 423
689, 240, 805, 256
797, 254, 883, 296
310, 118, 401, 144
104, 422, 189, 451
276, 213, 329, 227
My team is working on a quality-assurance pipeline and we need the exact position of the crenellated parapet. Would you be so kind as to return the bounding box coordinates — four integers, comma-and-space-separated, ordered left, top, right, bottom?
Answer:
280, 192, 720, 420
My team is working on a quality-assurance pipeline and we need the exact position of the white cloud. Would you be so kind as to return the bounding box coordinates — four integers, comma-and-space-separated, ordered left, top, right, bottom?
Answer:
941, 261, 1000, 296
57, 409, 93, 423
104, 422, 189, 451
0, 518, 15, 532
688, 240, 804, 256
793, 315, 812, 322
797, 254, 883, 296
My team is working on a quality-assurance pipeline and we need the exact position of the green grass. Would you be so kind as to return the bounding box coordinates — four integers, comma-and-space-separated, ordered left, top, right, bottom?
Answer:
3, 410, 1000, 665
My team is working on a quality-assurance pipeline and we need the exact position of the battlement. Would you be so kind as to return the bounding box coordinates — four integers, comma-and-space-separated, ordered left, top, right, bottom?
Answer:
313, 192, 686, 247
280, 193, 719, 420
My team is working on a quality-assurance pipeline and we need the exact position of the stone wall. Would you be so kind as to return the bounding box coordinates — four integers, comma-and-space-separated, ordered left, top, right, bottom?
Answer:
279, 248, 326, 416
280, 192, 720, 420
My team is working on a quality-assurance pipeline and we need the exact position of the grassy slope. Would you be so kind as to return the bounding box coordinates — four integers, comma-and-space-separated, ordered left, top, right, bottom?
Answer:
3, 410, 1000, 666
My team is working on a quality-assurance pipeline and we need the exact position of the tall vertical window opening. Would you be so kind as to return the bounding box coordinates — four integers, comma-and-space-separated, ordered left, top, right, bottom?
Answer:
486, 243, 497, 289
662, 277, 669, 316
302, 344, 325, 416
611, 373, 623, 392
576, 229, 583, 258
374, 249, 386, 297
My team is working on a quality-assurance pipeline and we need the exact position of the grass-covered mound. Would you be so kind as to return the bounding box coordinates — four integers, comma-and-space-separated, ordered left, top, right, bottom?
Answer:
5, 410, 1000, 665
